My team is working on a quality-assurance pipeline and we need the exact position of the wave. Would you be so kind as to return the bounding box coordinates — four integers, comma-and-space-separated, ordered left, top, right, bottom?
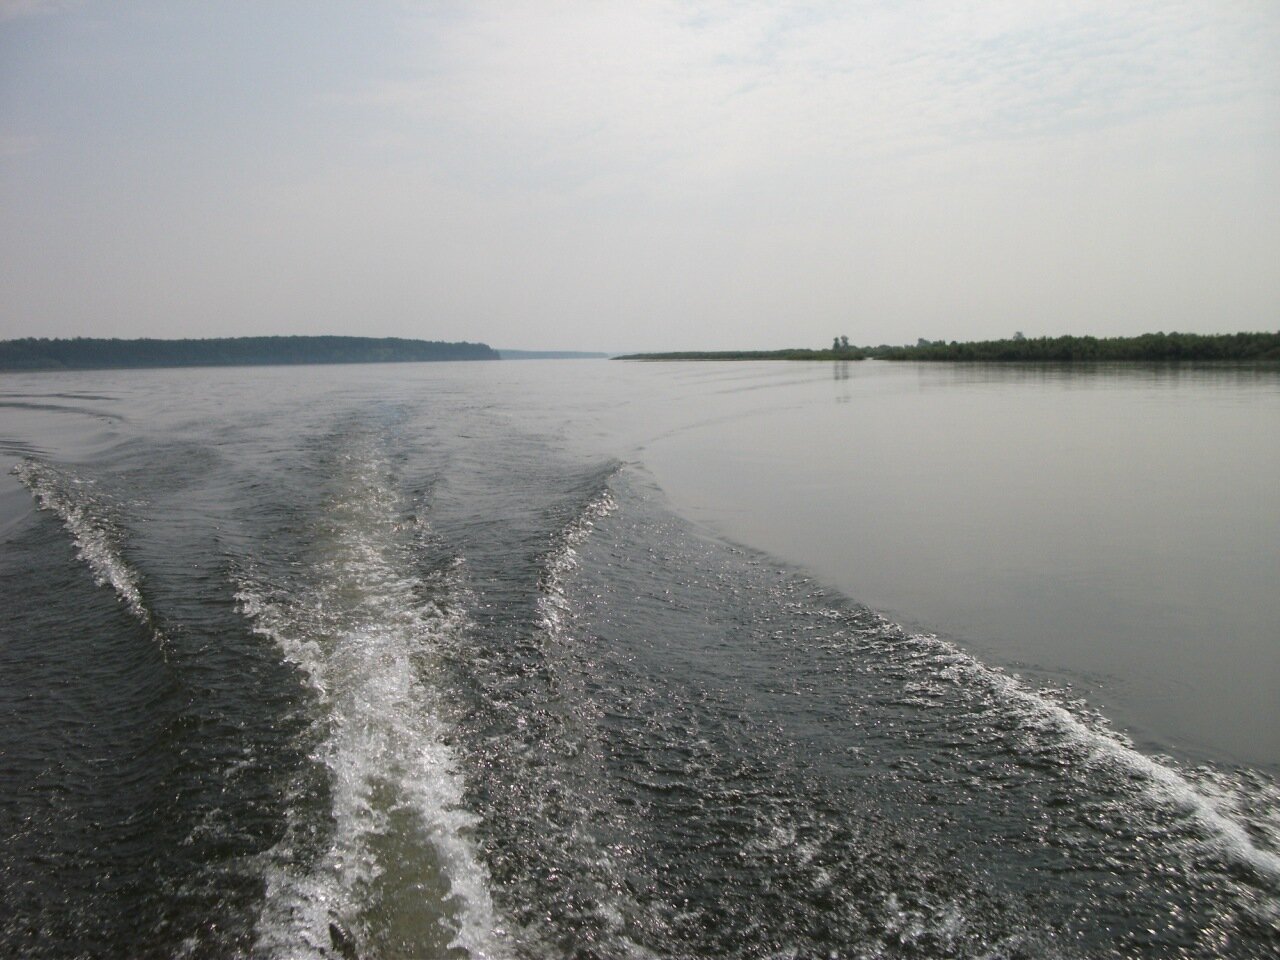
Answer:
12, 457, 159, 639
234, 439, 507, 960
564, 473, 1280, 955
525, 471, 666, 958
535, 470, 617, 642
0, 400, 122, 420
847, 615, 1280, 897
434, 463, 671, 959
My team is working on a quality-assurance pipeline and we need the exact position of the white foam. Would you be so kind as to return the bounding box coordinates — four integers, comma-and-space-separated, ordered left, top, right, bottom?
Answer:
881, 620, 1280, 889
536, 488, 615, 640
13, 458, 157, 636
236, 446, 508, 959
523, 486, 669, 960
880, 892, 968, 952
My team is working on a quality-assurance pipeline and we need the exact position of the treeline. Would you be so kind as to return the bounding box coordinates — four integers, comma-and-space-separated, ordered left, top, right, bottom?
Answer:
867, 331, 1280, 362
616, 348, 867, 361
0, 336, 499, 371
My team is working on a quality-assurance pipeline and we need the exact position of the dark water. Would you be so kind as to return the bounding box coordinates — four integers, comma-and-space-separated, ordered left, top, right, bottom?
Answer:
1, 362, 1277, 959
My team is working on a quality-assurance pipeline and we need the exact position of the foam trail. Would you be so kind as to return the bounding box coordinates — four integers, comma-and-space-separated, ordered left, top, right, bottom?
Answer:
536, 486, 615, 640
523, 481, 666, 960
13, 458, 157, 636
236, 444, 507, 959
887, 623, 1280, 888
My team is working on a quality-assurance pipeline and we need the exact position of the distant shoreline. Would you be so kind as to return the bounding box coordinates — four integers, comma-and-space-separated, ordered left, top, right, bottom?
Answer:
615, 348, 867, 361
495, 349, 610, 360
0, 335, 498, 372
618, 331, 1280, 363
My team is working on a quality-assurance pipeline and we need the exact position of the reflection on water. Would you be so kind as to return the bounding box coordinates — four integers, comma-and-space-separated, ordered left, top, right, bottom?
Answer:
907, 359, 1280, 389
637, 359, 1280, 770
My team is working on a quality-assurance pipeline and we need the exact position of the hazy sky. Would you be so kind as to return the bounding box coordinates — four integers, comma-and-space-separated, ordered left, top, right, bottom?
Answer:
2, 1, 1277, 351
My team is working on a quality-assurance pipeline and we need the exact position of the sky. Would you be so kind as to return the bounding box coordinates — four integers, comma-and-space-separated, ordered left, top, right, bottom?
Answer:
1, 1, 1277, 352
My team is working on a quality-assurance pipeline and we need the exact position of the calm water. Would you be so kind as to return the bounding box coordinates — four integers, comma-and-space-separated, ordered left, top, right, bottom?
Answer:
1, 360, 1277, 959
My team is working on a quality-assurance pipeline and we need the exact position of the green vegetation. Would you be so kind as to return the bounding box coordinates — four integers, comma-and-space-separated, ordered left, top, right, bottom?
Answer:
619, 331, 1280, 364
0, 335, 499, 372
867, 331, 1280, 362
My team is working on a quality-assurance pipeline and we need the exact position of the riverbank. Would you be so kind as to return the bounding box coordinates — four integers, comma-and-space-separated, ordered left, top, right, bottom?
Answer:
618, 331, 1280, 363
0, 335, 498, 371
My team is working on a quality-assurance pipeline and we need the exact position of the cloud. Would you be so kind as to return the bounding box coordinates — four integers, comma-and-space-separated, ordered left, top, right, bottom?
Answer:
0, 0, 71, 22
359, 0, 1278, 201
1, 1, 1276, 346
0, 133, 37, 157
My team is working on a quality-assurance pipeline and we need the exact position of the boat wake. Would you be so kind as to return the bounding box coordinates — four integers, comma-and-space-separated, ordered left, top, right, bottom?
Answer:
13, 457, 159, 641
234, 435, 506, 960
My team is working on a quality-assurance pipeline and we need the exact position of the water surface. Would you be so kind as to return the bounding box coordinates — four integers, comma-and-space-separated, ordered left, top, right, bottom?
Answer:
1, 360, 1276, 959
625, 361, 1280, 769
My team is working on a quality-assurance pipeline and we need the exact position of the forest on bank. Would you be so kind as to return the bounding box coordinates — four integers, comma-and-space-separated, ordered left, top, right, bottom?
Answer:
619, 331, 1280, 363
868, 331, 1280, 362
5, 331, 1278, 371
0, 336, 498, 371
